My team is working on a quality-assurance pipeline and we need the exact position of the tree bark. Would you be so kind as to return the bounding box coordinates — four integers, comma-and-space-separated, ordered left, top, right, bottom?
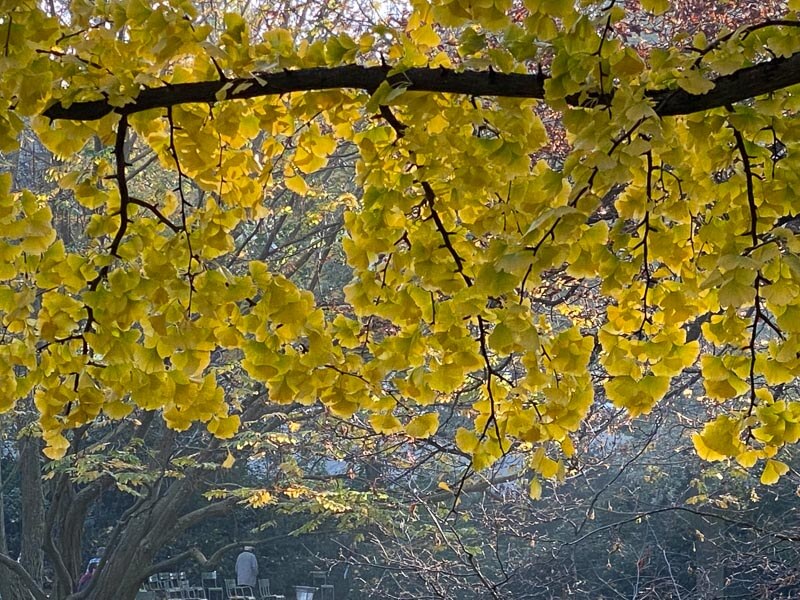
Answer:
17, 434, 46, 600
0, 452, 18, 600
71, 475, 225, 600
45, 475, 83, 598
42, 51, 800, 122
65, 424, 213, 600
71, 510, 160, 600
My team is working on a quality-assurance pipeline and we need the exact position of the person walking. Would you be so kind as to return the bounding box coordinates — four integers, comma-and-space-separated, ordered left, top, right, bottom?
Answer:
77, 558, 99, 591
235, 545, 259, 589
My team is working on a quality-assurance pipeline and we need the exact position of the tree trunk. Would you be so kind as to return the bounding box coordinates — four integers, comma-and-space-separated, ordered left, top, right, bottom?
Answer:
75, 511, 159, 600
0, 433, 42, 600
0, 453, 19, 600
47, 476, 81, 598
17, 434, 46, 600
74, 477, 200, 600
6, 418, 240, 600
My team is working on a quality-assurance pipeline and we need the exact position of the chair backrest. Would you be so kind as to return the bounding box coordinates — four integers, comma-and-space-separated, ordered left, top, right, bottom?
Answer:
147, 574, 160, 590
258, 578, 270, 597
201, 570, 218, 590
207, 587, 224, 600
166, 572, 183, 590
241, 585, 255, 598
320, 584, 335, 600
178, 572, 190, 588
224, 578, 236, 594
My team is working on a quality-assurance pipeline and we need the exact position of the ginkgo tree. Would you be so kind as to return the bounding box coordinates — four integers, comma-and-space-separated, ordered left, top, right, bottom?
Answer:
3, 0, 800, 595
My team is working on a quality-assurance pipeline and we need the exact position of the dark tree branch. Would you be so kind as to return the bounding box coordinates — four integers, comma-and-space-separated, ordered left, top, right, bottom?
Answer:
42, 52, 800, 122
145, 531, 329, 577
0, 553, 49, 600
169, 497, 238, 537
43, 475, 77, 594
146, 547, 213, 576
423, 473, 520, 504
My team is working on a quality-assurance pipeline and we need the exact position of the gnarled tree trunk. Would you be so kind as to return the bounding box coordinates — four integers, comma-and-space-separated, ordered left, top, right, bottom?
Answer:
0, 430, 46, 600
0, 451, 22, 600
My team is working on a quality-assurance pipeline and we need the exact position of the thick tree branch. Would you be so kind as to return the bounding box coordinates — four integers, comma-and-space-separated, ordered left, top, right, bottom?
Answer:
42, 52, 800, 122
169, 497, 238, 537
145, 532, 322, 577
653, 50, 800, 116
424, 473, 520, 504
43, 475, 78, 594
0, 554, 49, 600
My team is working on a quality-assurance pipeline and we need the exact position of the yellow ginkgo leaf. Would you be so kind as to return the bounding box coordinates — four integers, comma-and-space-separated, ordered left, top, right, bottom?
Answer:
529, 478, 542, 500
207, 415, 241, 439
761, 459, 790, 485
369, 413, 403, 434
405, 412, 439, 439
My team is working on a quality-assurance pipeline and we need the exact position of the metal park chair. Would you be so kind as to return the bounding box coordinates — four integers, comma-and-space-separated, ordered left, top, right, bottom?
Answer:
257, 577, 285, 600
201, 571, 224, 600
224, 578, 256, 600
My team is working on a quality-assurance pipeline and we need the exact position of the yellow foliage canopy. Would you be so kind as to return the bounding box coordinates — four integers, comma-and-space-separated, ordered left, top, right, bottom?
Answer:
1, 0, 800, 486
